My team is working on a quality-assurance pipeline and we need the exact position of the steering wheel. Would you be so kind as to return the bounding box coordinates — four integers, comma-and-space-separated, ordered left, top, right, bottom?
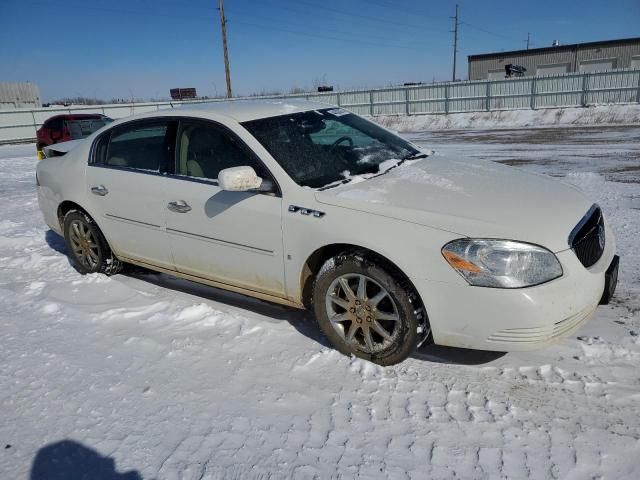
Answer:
330, 136, 354, 152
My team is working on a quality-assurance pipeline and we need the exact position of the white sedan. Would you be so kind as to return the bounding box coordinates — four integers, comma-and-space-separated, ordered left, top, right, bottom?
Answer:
36, 100, 619, 365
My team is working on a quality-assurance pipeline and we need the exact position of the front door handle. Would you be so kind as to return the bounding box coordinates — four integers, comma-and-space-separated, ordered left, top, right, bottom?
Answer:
168, 200, 192, 213
90, 185, 108, 196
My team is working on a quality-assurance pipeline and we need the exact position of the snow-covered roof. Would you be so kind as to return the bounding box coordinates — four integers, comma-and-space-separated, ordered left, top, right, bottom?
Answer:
173, 98, 334, 122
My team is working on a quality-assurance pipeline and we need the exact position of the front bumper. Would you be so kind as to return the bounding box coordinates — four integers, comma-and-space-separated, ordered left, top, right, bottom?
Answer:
417, 229, 617, 352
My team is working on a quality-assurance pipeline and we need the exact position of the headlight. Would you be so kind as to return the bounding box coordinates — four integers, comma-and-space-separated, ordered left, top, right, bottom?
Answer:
442, 239, 563, 288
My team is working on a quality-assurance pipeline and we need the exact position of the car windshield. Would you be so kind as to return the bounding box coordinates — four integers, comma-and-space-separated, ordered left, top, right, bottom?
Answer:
242, 108, 421, 189
66, 117, 113, 139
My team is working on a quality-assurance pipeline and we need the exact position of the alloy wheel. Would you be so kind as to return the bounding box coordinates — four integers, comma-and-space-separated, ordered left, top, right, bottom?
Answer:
325, 273, 400, 353
68, 220, 99, 269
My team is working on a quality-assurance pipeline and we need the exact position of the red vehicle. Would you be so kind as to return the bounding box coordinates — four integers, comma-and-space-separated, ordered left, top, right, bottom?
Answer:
36, 114, 112, 158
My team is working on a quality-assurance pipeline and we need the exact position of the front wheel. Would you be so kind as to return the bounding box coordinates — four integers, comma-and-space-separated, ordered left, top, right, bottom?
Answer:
63, 210, 123, 275
313, 253, 423, 366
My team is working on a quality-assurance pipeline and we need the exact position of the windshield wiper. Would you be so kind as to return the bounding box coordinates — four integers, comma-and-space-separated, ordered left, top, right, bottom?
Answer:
318, 152, 428, 191
373, 152, 428, 178
318, 177, 353, 191
402, 152, 429, 162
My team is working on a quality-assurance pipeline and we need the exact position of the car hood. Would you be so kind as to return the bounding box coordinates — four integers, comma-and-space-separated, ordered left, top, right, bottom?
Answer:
315, 154, 592, 252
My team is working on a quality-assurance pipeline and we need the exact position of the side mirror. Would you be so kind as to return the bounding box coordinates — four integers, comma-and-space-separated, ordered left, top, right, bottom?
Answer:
218, 166, 262, 192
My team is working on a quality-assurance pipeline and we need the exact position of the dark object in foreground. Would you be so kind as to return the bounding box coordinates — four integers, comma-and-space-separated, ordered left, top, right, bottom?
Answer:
30, 440, 141, 480
600, 255, 619, 305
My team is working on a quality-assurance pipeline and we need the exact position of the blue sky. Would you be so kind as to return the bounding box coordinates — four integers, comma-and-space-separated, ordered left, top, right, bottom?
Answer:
1, 0, 638, 101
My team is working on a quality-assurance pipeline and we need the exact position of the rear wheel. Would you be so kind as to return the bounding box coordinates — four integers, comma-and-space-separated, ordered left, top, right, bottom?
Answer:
313, 252, 423, 365
63, 210, 123, 275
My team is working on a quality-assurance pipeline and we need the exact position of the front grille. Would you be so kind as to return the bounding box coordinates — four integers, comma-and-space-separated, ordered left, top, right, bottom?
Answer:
569, 205, 605, 268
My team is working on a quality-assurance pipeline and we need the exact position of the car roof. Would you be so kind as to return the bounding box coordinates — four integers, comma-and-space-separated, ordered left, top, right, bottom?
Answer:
170, 98, 335, 122
46, 114, 108, 121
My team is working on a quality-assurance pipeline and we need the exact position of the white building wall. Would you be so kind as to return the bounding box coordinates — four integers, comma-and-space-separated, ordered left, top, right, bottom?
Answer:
0, 82, 41, 110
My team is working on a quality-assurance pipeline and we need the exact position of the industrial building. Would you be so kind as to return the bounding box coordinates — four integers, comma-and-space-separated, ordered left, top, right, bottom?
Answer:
468, 37, 640, 80
0, 82, 41, 110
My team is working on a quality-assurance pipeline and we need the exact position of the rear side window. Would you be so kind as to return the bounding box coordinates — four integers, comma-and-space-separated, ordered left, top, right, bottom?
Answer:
49, 118, 63, 131
66, 117, 112, 139
94, 120, 175, 171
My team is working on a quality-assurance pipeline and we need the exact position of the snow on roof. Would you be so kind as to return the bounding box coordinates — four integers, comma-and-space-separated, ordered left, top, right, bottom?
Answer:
173, 98, 335, 122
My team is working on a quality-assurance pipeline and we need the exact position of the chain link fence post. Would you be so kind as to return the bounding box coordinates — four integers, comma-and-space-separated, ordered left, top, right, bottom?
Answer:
31, 111, 37, 140
581, 73, 589, 107
444, 84, 450, 114
405, 87, 410, 115
485, 81, 491, 111
369, 91, 374, 116
530, 77, 537, 110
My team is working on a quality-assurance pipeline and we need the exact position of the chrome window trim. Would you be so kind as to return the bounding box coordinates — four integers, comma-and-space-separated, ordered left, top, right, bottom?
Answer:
89, 115, 282, 197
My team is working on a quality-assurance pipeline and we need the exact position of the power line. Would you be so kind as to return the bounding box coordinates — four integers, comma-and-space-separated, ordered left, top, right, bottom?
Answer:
224, 8, 419, 45
8, 0, 216, 22
353, 0, 451, 21
461, 21, 522, 43
258, 0, 450, 33
231, 20, 425, 51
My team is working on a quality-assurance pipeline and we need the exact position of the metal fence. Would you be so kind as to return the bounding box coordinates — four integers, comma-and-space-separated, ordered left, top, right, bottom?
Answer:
1, 69, 639, 144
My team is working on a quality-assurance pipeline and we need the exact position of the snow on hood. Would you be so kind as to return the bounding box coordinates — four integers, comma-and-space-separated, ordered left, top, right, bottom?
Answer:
315, 155, 593, 252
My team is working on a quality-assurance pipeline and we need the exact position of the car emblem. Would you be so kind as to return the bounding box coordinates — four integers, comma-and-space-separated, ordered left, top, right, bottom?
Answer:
597, 223, 605, 250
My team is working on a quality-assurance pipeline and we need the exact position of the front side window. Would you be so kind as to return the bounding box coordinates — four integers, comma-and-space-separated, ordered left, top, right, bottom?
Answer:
175, 120, 266, 181
242, 108, 420, 188
103, 121, 173, 171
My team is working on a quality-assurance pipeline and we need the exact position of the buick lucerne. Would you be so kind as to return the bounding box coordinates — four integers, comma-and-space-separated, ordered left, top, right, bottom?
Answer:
36, 100, 619, 365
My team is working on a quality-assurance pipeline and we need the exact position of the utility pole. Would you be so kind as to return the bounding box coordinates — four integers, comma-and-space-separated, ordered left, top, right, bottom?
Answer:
451, 4, 459, 82
526, 32, 530, 50
218, 0, 232, 98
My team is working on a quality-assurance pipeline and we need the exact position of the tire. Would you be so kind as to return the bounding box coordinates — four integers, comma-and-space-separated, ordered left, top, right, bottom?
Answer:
62, 210, 123, 275
312, 252, 422, 366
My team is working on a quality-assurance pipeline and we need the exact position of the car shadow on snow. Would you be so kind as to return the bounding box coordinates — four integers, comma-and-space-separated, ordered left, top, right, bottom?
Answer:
30, 439, 141, 480
125, 267, 506, 366
44, 229, 505, 367
45, 229, 67, 255
124, 266, 334, 344
413, 344, 505, 365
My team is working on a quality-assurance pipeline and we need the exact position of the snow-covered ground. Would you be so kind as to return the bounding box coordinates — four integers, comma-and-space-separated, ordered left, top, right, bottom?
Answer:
1, 128, 639, 479
376, 104, 640, 131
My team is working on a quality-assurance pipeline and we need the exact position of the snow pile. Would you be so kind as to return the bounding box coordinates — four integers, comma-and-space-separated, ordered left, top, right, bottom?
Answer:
1, 135, 639, 478
375, 103, 640, 131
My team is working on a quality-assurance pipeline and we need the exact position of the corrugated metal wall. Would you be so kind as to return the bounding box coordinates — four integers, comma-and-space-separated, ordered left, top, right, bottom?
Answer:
0, 82, 41, 110
1, 69, 639, 143
469, 39, 640, 80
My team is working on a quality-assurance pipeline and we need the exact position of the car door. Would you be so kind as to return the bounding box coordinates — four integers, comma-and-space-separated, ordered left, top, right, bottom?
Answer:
85, 118, 176, 269
165, 119, 286, 296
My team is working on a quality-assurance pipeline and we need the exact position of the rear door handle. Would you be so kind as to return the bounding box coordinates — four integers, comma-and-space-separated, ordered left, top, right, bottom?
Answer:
168, 200, 192, 213
91, 185, 108, 196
